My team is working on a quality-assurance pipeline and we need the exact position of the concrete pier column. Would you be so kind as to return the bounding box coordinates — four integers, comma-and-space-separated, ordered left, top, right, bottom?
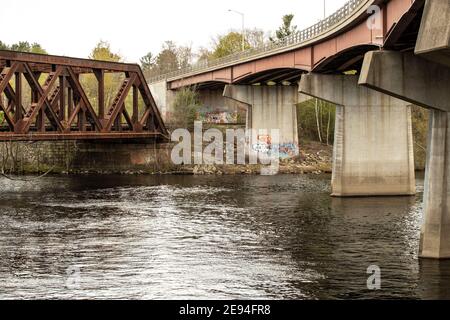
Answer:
299, 74, 415, 197
359, 50, 450, 259
420, 110, 450, 258
223, 85, 299, 156
149, 80, 176, 123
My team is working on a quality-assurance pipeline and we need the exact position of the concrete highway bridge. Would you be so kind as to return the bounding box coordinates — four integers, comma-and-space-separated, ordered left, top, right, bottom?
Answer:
149, 0, 450, 259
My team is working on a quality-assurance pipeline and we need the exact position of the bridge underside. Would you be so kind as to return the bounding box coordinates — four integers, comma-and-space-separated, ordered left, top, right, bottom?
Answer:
0, 51, 168, 141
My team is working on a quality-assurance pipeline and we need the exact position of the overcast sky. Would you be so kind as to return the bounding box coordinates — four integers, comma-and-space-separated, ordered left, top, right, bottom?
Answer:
1, 0, 347, 63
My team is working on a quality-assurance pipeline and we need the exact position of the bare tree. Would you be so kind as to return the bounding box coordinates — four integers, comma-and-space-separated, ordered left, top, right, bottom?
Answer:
176, 44, 194, 69
315, 99, 323, 143
245, 28, 266, 48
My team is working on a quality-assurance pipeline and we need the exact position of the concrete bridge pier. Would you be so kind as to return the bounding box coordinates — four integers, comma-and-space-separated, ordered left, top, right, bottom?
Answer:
359, 50, 450, 259
223, 85, 299, 158
149, 80, 176, 122
299, 74, 415, 197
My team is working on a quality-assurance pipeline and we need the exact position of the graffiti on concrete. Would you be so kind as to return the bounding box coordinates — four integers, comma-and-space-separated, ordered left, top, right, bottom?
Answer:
197, 111, 239, 124
277, 143, 300, 159
196, 106, 241, 124
252, 135, 299, 159
252, 135, 272, 153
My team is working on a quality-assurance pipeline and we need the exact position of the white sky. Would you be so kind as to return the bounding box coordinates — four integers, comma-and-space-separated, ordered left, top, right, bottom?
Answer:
1, 0, 347, 63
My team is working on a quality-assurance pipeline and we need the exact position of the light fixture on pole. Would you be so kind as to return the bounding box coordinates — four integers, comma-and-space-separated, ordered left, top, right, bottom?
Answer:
228, 9, 245, 51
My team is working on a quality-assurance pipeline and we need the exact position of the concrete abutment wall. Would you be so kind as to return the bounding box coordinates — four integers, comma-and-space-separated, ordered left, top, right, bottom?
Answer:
0, 140, 173, 174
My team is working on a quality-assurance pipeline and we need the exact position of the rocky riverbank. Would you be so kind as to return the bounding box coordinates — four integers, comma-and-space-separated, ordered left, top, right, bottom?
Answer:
159, 140, 333, 176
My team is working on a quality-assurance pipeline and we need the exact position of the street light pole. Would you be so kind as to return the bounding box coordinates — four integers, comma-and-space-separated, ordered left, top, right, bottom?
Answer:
228, 9, 245, 51
323, 0, 326, 19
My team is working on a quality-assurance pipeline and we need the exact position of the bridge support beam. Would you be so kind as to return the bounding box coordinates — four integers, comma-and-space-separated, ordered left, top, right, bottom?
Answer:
299, 74, 415, 197
359, 50, 450, 259
223, 85, 299, 157
415, 0, 450, 68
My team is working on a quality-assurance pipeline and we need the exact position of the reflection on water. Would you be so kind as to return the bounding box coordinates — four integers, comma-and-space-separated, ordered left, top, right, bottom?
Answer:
418, 260, 450, 300
0, 173, 448, 300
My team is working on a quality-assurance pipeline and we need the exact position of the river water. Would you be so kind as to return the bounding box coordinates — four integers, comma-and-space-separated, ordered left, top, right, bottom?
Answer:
0, 173, 449, 300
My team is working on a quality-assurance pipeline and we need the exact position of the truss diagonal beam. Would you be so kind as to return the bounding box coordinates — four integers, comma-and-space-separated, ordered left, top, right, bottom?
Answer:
66, 102, 83, 129
0, 98, 15, 129
4, 83, 27, 116
18, 63, 65, 133
136, 71, 168, 136
103, 74, 137, 131
0, 63, 19, 93
66, 67, 103, 132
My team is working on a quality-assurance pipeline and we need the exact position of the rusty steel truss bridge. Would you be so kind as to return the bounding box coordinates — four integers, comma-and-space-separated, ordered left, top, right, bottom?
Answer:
0, 50, 168, 141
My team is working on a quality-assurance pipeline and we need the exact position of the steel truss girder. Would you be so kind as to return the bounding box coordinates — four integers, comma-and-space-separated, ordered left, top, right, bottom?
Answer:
0, 50, 168, 141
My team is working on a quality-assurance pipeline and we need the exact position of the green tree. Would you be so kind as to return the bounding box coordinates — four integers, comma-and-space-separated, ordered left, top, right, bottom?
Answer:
29, 43, 47, 54
172, 87, 200, 129
11, 41, 47, 54
10, 41, 31, 52
141, 42, 195, 80
198, 29, 265, 63
89, 40, 121, 62
155, 41, 179, 74
270, 14, 297, 42
211, 32, 251, 59
0, 41, 8, 50
411, 106, 429, 170
297, 98, 336, 144
87, 41, 147, 121
140, 52, 155, 71
142, 41, 194, 79
81, 41, 124, 112
0, 41, 47, 54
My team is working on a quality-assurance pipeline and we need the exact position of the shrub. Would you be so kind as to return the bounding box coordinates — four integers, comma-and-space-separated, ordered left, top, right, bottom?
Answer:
172, 87, 200, 130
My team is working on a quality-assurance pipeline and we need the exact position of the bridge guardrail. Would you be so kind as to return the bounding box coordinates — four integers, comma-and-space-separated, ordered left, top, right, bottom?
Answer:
148, 0, 365, 83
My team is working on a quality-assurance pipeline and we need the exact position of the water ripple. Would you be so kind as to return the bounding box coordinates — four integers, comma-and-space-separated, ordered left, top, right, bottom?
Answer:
0, 174, 448, 299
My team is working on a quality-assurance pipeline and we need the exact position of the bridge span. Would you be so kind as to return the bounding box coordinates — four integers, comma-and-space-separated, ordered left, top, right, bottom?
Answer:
150, 0, 423, 197
150, 0, 417, 89
150, 0, 450, 258
0, 51, 168, 141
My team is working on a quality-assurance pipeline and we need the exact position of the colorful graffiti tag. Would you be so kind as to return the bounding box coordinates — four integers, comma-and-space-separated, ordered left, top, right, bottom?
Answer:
196, 106, 241, 124
252, 135, 299, 159
197, 111, 239, 124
